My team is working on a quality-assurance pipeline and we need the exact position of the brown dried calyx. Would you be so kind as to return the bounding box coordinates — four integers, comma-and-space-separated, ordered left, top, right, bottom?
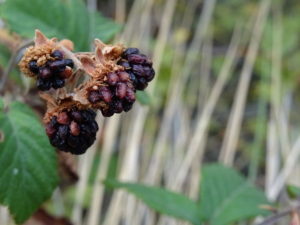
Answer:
19, 30, 74, 77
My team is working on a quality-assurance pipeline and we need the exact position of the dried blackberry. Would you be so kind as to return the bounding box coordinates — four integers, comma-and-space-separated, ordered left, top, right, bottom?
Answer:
87, 70, 136, 117
45, 108, 98, 155
27, 50, 74, 91
117, 48, 155, 90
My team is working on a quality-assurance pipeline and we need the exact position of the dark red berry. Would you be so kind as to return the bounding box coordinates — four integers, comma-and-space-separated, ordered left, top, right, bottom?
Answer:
132, 64, 145, 76
125, 88, 136, 102
118, 71, 130, 82
39, 67, 52, 79
49, 60, 66, 72
51, 50, 64, 60
107, 72, 119, 86
99, 87, 113, 103
88, 90, 101, 103
136, 77, 148, 90
57, 112, 70, 125
70, 111, 82, 122
45, 124, 56, 137
70, 121, 80, 136
29, 60, 39, 74
127, 54, 147, 64
60, 67, 72, 79
116, 83, 127, 99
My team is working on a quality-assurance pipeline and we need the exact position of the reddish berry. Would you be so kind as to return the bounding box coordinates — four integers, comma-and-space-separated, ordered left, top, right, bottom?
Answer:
57, 112, 70, 125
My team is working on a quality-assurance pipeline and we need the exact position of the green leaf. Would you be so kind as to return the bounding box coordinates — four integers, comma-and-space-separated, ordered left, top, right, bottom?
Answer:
287, 185, 300, 199
104, 179, 201, 225
199, 164, 270, 225
0, 101, 58, 224
1, 0, 121, 51
136, 91, 151, 105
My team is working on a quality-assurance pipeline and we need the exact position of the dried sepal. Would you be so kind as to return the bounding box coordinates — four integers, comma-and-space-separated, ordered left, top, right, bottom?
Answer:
43, 97, 88, 123
94, 39, 124, 61
19, 30, 75, 78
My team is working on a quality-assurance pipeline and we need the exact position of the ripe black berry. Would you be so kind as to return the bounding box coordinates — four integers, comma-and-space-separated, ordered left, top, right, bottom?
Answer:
29, 60, 39, 74
51, 50, 64, 60
46, 108, 98, 154
27, 50, 74, 91
117, 48, 155, 90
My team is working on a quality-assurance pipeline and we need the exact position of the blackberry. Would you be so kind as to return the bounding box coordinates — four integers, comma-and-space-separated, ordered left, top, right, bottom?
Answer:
27, 50, 74, 91
117, 48, 155, 90
45, 108, 98, 155
87, 70, 136, 117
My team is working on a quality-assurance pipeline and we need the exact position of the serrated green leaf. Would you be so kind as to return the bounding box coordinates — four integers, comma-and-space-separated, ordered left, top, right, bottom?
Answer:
136, 91, 151, 105
1, 0, 121, 51
199, 164, 270, 225
287, 185, 300, 199
104, 179, 201, 225
0, 101, 58, 224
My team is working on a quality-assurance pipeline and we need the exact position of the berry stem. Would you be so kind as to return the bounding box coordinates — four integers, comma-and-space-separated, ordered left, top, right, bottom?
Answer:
0, 39, 34, 94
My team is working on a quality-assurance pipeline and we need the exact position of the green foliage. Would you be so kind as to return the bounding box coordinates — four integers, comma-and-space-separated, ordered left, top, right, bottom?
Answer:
104, 179, 201, 225
0, 99, 58, 224
136, 90, 152, 105
0, 0, 121, 51
199, 164, 270, 225
287, 185, 300, 199
105, 164, 270, 225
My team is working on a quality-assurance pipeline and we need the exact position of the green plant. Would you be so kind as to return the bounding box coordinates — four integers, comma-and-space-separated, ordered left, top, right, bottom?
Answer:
105, 164, 271, 225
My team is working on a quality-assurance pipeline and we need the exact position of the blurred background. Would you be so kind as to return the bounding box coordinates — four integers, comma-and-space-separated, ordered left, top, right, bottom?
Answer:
1, 0, 300, 224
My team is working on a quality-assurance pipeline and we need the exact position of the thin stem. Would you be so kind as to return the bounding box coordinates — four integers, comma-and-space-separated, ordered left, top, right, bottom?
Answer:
0, 39, 34, 94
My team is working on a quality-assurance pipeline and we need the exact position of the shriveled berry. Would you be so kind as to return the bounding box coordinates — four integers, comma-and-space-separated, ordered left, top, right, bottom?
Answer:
37, 78, 51, 91
129, 72, 138, 86
122, 48, 139, 58
29, 60, 39, 74
52, 78, 65, 89
70, 121, 80, 136
51, 50, 64, 60
57, 112, 70, 125
143, 67, 155, 81
39, 67, 52, 79
116, 82, 127, 99
99, 87, 113, 103
88, 90, 101, 103
64, 59, 74, 68
107, 72, 119, 86
49, 60, 66, 72
118, 71, 130, 82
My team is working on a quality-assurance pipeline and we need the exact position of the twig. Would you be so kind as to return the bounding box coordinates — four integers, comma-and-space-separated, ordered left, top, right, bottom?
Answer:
256, 205, 300, 225
0, 39, 34, 94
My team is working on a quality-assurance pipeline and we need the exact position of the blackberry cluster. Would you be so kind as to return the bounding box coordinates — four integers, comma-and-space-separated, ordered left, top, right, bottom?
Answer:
28, 50, 74, 91
45, 108, 98, 154
88, 70, 136, 117
117, 48, 155, 90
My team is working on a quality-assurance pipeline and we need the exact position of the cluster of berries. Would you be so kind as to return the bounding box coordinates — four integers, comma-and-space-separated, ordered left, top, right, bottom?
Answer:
88, 70, 136, 117
117, 48, 155, 90
45, 107, 98, 155
28, 50, 74, 91
19, 30, 155, 155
